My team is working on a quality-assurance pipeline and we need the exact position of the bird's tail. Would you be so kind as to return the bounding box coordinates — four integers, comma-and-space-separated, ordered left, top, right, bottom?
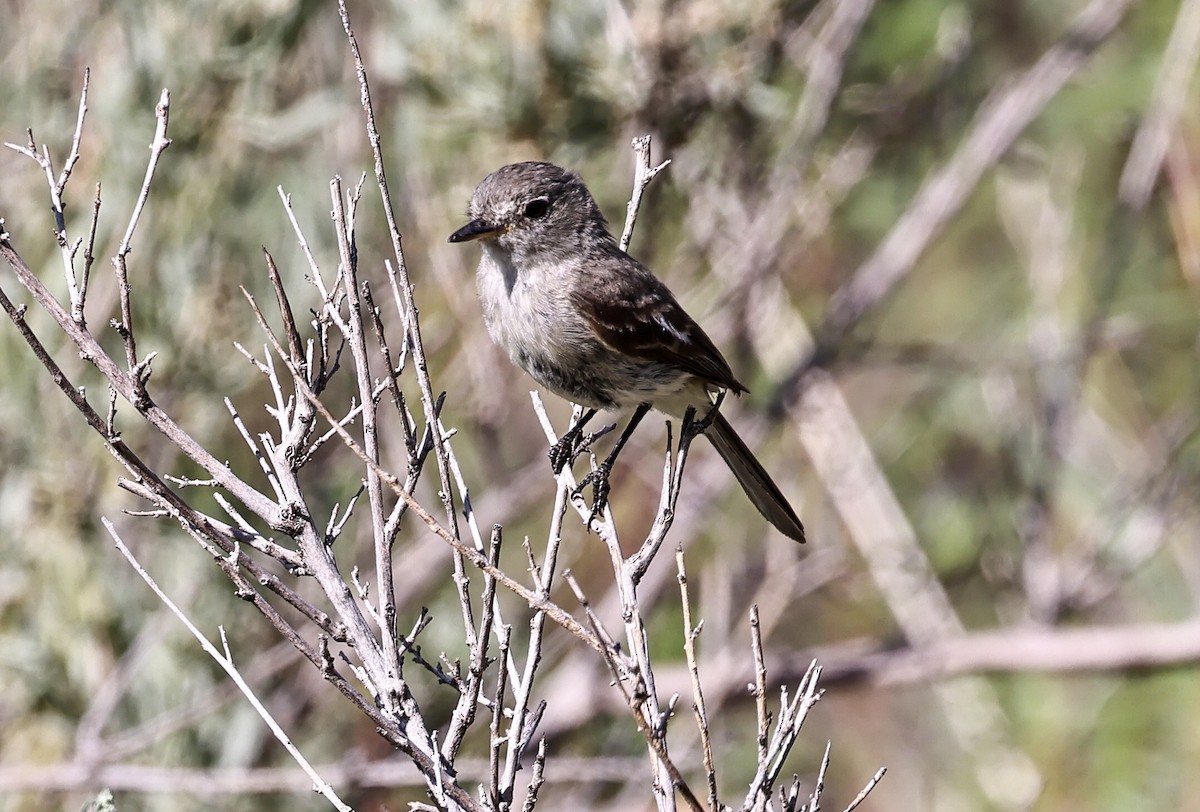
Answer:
705, 411, 806, 543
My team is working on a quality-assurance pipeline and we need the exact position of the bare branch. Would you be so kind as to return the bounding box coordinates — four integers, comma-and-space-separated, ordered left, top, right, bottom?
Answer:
562, 572, 704, 812
243, 287, 604, 654
804, 741, 832, 812
520, 740, 548, 812
750, 606, 769, 782
58, 67, 91, 196
103, 519, 353, 812
1, 236, 281, 520
4, 69, 92, 320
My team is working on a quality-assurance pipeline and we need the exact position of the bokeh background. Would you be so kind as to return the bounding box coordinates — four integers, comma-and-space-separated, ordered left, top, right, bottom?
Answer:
3, 0, 1200, 809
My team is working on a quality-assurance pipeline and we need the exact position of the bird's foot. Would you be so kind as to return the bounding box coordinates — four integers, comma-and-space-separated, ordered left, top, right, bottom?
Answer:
573, 463, 613, 527
681, 394, 725, 439
548, 435, 574, 475
548, 422, 615, 474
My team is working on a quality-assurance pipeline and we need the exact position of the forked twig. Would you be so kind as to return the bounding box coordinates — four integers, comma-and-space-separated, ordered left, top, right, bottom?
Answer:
620, 135, 672, 251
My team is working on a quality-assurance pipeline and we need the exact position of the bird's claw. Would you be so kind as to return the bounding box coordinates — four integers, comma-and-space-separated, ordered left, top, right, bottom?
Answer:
548, 435, 575, 475
548, 423, 615, 474
573, 464, 613, 527
681, 398, 723, 439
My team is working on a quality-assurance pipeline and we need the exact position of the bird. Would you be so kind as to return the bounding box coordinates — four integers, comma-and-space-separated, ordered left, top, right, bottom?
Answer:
449, 161, 804, 542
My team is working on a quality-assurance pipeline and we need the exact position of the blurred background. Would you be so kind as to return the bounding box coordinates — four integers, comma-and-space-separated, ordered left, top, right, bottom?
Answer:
2, 0, 1199, 809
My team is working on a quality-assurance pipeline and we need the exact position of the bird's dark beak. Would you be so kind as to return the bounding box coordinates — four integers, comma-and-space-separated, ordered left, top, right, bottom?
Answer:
448, 219, 503, 243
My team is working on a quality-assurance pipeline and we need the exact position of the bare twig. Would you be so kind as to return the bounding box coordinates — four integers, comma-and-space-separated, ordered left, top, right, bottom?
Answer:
676, 547, 717, 810
841, 767, 888, 812
804, 741, 832, 812
112, 88, 172, 393
58, 67, 91, 196
521, 739, 548, 812
488, 623, 513, 810
79, 181, 102, 322
562, 572, 703, 812
620, 135, 672, 251
750, 606, 770, 781
3, 68, 92, 321
1, 238, 280, 522
443, 527, 502, 760
743, 660, 822, 809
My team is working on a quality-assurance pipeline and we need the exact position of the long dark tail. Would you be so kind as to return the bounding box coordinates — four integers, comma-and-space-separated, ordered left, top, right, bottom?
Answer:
705, 412, 806, 543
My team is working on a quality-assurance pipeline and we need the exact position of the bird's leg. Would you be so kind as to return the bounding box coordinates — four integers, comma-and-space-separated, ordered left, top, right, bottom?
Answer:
549, 408, 600, 474
681, 390, 726, 440
575, 402, 651, 524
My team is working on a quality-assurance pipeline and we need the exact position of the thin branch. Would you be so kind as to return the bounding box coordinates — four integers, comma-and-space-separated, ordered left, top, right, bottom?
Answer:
443, 527, 502, 760
750, 606, 769, 782
4, 68, 92, 320
488, 623, 513, 810
676, 547, 717, 810
804, 741, 832, 812
58, 67, 91, 196
496, 409, 585, 798
337, 0, 461, 544
0, 238, 280, 521
520, 740, 548, 812
224, 397, 286, 503
78, 182, 102, 323
329, 175, 403, 706
529, 393, 621, 544
841, 767, 888, 812
744, 661, 823, 809
562, 573, 704, 812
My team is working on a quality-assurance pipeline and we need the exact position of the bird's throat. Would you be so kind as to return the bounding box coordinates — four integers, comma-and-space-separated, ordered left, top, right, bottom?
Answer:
482, 242, 521, 295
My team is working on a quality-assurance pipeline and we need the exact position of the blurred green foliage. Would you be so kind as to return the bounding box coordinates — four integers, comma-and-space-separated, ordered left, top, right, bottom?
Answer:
2, 0, 1200, 810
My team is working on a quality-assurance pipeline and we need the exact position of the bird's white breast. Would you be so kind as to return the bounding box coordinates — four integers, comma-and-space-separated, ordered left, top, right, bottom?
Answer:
476, 245, 588, 383
473, 242, 695, 410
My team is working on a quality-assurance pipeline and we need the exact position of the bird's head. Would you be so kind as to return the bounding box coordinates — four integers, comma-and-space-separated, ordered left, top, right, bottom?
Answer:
448, 162, 610, 260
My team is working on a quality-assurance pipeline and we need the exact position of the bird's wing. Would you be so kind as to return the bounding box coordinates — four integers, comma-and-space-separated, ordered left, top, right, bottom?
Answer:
570, 258, 747, 394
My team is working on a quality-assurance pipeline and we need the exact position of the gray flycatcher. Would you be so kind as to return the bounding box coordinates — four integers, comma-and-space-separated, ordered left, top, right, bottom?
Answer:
449, 161, 805, 543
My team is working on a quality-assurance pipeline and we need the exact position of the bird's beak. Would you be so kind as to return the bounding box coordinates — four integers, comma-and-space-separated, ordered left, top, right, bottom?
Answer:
448, 218, 504, 243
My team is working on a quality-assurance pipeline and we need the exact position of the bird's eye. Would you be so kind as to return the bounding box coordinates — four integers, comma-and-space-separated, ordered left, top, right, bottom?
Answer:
523, 198, 550, 219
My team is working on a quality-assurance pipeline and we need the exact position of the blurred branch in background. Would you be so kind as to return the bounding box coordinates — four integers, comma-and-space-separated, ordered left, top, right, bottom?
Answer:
797, 0, 1135, 368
